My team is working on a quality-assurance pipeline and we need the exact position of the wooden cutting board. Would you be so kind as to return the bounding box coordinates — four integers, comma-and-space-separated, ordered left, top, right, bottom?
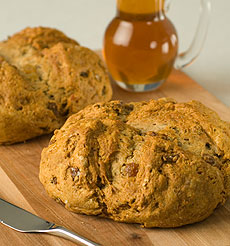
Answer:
0, 70, 230, 246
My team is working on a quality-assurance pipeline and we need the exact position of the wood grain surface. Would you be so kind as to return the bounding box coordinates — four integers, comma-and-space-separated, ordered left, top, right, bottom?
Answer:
0, 70, 230, 246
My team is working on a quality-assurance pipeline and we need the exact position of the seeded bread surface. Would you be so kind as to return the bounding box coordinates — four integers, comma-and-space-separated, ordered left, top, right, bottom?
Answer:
0, 27, 112, 144
39, 98, 230, 227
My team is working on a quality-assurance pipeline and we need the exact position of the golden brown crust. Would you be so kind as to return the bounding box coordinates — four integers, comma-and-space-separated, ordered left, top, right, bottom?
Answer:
0, 27, 112, 144
3, 26, 79, 51
39, 98, 230, 227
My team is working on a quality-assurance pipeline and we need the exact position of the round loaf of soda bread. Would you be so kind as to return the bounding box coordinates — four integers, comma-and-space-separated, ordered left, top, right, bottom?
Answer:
0, 27, 112, 144
39, 98, 230, 227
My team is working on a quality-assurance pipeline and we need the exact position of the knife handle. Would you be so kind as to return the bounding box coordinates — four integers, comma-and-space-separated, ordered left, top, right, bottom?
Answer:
47, 225, 100, 246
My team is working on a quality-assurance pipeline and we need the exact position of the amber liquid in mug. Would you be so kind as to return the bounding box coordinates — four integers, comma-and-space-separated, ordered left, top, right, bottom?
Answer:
103, 0, 178, 85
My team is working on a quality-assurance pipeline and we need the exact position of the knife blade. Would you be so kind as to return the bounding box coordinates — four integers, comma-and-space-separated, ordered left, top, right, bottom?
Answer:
0, 198, 100, 246
0, 198, 54, 232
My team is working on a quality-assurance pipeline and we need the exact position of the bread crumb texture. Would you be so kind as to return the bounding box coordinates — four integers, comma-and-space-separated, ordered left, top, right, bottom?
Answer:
39, 98, 230, 228
0, 27, 112, 144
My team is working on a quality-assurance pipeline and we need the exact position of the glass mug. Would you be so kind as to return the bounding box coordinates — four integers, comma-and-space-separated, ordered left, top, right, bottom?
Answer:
103, 0, 211, 92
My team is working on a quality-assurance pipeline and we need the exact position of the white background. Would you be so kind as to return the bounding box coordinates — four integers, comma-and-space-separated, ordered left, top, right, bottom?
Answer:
0, 0, 229, 106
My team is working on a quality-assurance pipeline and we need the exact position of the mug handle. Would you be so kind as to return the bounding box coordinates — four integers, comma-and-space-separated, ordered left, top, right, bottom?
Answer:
166, 0, 211, 69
